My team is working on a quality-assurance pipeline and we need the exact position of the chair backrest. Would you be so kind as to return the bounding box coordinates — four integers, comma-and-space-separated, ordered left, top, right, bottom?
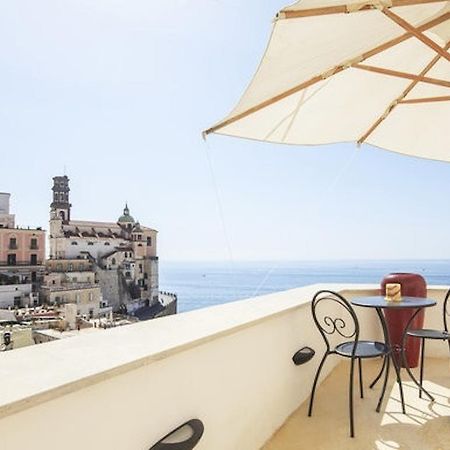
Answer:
443, 288, 450, 332
311, 290, 360, 355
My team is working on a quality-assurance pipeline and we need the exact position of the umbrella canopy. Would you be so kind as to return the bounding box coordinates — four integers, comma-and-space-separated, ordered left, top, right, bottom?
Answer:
205, 0, 450, 162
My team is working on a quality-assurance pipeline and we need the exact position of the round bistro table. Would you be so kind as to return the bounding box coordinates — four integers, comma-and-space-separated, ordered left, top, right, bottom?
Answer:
351, 296, 436, 413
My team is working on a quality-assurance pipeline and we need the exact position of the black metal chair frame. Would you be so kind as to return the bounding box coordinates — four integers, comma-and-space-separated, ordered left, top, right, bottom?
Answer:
307, 290, 389, 438
406, 288, 450, 400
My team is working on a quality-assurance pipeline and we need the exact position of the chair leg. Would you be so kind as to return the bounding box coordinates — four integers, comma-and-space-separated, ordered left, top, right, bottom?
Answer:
358, 358, 364, 399
349, 357, 356, 438
419, 338, 425, 399
370, 356, 386, 389
308, 352, 329, 417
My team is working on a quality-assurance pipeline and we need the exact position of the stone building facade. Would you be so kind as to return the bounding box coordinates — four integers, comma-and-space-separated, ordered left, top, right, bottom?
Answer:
48, 176, 160, 311
40, 258, 111, 319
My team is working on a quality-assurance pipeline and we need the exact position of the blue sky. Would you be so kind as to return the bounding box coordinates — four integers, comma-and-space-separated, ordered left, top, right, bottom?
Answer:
1, 0, 449, 261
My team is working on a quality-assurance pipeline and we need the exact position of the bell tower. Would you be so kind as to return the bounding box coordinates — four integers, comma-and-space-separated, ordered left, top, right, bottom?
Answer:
50, 175, 71, 223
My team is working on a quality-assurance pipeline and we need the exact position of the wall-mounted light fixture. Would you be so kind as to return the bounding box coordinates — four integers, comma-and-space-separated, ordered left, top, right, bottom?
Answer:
149, 419, 204, 450
292, 347, 315, 366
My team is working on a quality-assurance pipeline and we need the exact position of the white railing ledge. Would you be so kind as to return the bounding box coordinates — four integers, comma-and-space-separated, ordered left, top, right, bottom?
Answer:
0, 283, 386, 419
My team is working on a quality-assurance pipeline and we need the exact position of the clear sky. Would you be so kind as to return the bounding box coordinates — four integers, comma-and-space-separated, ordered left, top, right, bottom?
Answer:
1, 0, 449, 261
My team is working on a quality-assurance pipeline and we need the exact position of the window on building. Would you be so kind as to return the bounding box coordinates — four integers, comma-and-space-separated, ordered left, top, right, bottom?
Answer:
9, 238, 17, 249
112, 258, 116, 265
71, 241, 78, 246
14, 296, 21, 307
104, 242, 110, 246
31, 271, 37, 282
56, 263, 63, 271
139, 264, 143, 273
89, 292, 93, 301
79, 263, 84, 271
144, 272, 148, 279
30, 238, 38, 250
147, 237, 152, 246
7, 254, 16, 265
30, 254, 38, 265
68, 263, 73, 272
88, 242, 94, 246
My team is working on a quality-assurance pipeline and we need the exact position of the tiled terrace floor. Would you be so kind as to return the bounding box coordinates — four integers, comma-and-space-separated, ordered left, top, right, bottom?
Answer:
264, 358, 450, 450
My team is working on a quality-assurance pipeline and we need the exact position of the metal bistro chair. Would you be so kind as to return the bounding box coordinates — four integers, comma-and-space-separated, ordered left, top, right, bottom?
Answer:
308, 290, 389, 438
406, 288, 450, 399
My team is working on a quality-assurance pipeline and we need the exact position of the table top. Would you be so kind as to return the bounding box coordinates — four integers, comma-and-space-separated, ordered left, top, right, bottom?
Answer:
351, 296, 436, 309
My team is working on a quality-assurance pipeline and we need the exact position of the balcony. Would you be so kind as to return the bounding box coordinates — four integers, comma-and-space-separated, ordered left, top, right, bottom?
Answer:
0, 261, 43, 267
264, 358, 450, 450
0, 284, 448, 450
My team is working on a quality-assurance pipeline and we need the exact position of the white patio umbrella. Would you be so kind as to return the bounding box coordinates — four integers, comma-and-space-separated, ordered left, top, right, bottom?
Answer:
204, 0, 450, 162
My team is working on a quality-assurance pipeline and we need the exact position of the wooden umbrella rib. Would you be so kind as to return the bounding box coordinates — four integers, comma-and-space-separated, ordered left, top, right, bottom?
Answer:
354, 64, 450, 87
204, 12, 449, 136
281, 0, 445, 19
357, 41, 450, 144
399, 95, 450, 103
382, 9, 450, 62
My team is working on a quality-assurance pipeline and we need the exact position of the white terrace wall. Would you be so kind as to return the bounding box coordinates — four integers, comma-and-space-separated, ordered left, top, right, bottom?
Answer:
0, 284, 448, 450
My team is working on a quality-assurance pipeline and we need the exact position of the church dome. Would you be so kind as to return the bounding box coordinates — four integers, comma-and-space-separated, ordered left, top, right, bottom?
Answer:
118, 204, 135, 224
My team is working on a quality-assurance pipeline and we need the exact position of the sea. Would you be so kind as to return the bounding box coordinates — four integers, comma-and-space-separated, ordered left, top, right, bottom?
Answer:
159, 260, 450, 313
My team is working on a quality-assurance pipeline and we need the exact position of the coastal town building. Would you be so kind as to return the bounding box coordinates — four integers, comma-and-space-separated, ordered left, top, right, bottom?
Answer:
0, 192, 45, 307
0, 284, 34, 309
48, 176, 175, 315
40, 258, 112, 319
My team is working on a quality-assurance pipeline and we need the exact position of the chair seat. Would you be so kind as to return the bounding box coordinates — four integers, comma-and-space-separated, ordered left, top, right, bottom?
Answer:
335, 341, 388, 358
407, 328, 450, 340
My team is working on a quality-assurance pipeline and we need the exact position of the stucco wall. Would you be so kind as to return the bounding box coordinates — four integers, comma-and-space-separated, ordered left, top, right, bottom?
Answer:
0, 228, 45, 264
0, 284, 32, 308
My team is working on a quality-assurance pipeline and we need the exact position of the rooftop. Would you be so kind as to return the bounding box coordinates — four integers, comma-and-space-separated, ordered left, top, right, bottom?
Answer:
0, 283, 448, 450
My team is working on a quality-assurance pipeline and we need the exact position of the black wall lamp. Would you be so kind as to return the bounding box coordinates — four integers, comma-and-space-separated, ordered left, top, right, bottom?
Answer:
292, 347, 315, 366
149, 419, 204, 450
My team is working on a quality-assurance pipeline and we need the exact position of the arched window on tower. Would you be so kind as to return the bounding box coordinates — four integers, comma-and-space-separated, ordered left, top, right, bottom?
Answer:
60, 211, 66, 221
